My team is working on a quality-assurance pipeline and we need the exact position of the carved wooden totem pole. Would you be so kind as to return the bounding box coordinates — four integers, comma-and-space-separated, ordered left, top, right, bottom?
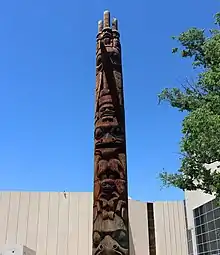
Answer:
92, 10, 130, 255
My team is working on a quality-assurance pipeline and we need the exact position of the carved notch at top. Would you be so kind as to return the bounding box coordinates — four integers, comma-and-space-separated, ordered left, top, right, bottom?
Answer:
98, 10, 118, 33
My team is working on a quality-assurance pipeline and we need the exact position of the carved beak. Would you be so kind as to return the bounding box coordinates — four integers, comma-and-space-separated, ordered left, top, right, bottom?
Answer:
99, 41, 121, 123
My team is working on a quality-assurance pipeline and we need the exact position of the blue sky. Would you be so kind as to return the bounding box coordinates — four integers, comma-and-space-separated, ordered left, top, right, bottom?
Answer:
0, 0, 219, 202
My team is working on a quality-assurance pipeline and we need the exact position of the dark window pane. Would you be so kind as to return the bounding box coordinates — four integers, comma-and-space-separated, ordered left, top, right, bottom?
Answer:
202, 233, 209, 243
208, 220, 215, 231
195, 217, 201, 226
196, 226, 202, 235
217, 239, 220, 249
216, 218, 220, 229
194, 208, 200, 217
199, 206, 205, 215
205, 201, 213, 212
210, 250, 219, 255
214, 208, 220, 219
203, 242, 209, 252
209, 230, 217, 241
197, 234, 203, 244
216, 228, 220, 238
200, 214, 207, 225
210, 241, 218, 250
201, 224, 209, 233
198, 244, 203, 253
207, 211, 214, 222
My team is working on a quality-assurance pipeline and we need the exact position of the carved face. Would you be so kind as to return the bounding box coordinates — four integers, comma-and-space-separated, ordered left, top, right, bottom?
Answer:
96, 48, 121, 74
98, 89, 116, 122
93, 215, 129, 255
93, 231, 128, 255
98, 159, 121, 179
95, 123, 124, 149
96, 31, 121, 75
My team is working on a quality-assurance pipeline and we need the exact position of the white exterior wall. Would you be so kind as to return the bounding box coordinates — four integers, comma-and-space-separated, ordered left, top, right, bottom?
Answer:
154, 201, 188, 255
184, 161, 220, 254
185, 190, 214, 255
0, 192, 188, 255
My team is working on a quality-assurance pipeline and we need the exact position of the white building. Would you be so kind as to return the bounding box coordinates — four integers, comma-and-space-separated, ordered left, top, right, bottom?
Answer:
0, 191, 188, 255
184, 162, 220, 255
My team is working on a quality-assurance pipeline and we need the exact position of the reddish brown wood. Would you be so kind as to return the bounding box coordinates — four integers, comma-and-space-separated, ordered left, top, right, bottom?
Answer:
92, 11, 130, 255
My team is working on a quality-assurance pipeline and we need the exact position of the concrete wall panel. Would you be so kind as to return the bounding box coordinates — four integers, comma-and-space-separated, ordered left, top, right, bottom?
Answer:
154, 201, 188, 255
0, 192, 188, 255
128, 200, 149, 255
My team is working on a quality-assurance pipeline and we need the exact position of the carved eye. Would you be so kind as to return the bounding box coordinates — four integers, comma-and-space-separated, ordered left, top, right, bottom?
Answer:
109, 174, 115, 179
111, 52, 120, 65
112, 230, 128, 248
99, 173, 107, 181
95, 127, 103, 139
111, 126, 123, 137
93, 231, 101, 245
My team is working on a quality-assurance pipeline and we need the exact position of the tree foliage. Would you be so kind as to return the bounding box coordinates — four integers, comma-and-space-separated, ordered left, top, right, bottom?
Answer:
159, 13, 220, 198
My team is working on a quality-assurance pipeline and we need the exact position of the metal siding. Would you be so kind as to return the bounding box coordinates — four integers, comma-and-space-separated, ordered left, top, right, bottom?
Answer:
16, 192, 30, 246
128, 200, 149, 255
67, 192, 79, 255
0, 192, 189, 255
0, 192, 11, 247
154, 201, 188, 255
36, 192, 49, 255
77, 193, 90, 255
6, 192, 20, 245
26, 192, 39, 251
46, 192, 59, 255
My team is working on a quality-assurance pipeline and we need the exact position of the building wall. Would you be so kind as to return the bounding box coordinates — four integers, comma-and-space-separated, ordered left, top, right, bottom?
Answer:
154, 201, 188, 255
0, 192, 188, 255
184, 161, 220, 254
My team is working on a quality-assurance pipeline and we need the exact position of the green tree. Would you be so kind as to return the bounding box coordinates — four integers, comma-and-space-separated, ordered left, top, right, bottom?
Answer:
159, 13, 220, 198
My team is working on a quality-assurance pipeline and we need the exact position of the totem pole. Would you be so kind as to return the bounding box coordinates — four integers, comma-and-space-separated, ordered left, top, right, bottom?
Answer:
92, 10, 130, 255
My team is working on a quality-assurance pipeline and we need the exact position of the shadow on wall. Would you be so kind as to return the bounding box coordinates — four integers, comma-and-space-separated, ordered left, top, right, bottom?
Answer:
129, 224, 136, 255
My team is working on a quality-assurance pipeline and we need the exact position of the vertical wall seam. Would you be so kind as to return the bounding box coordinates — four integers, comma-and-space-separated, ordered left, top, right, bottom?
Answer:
77, 193, 79, 255
56, 192, 60, 255
167, 203, 172, 255
67, 192, 70, 255
167, 202, 172, 255
36, 192, 41, 252
162, 203, 167, 255
15, 192, 21, 244
25, 192, 31, 245
177, 202, 183, 255
179, 202, 184, 255
45, 192, 51, 255
172, 202, 177, 255
179, 202, 183, 255
5, 192, 11, 243
181, 202, 188, 255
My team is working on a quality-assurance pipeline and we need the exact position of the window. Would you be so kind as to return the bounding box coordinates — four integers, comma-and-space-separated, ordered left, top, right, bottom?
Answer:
208, 221, 215, 231
210, 241, 218, 251
207, 211, 214, 222
209, 230, 217, 241
215, 218, 220, 229
193, 198, 220, 254
214, 208, 220, 219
